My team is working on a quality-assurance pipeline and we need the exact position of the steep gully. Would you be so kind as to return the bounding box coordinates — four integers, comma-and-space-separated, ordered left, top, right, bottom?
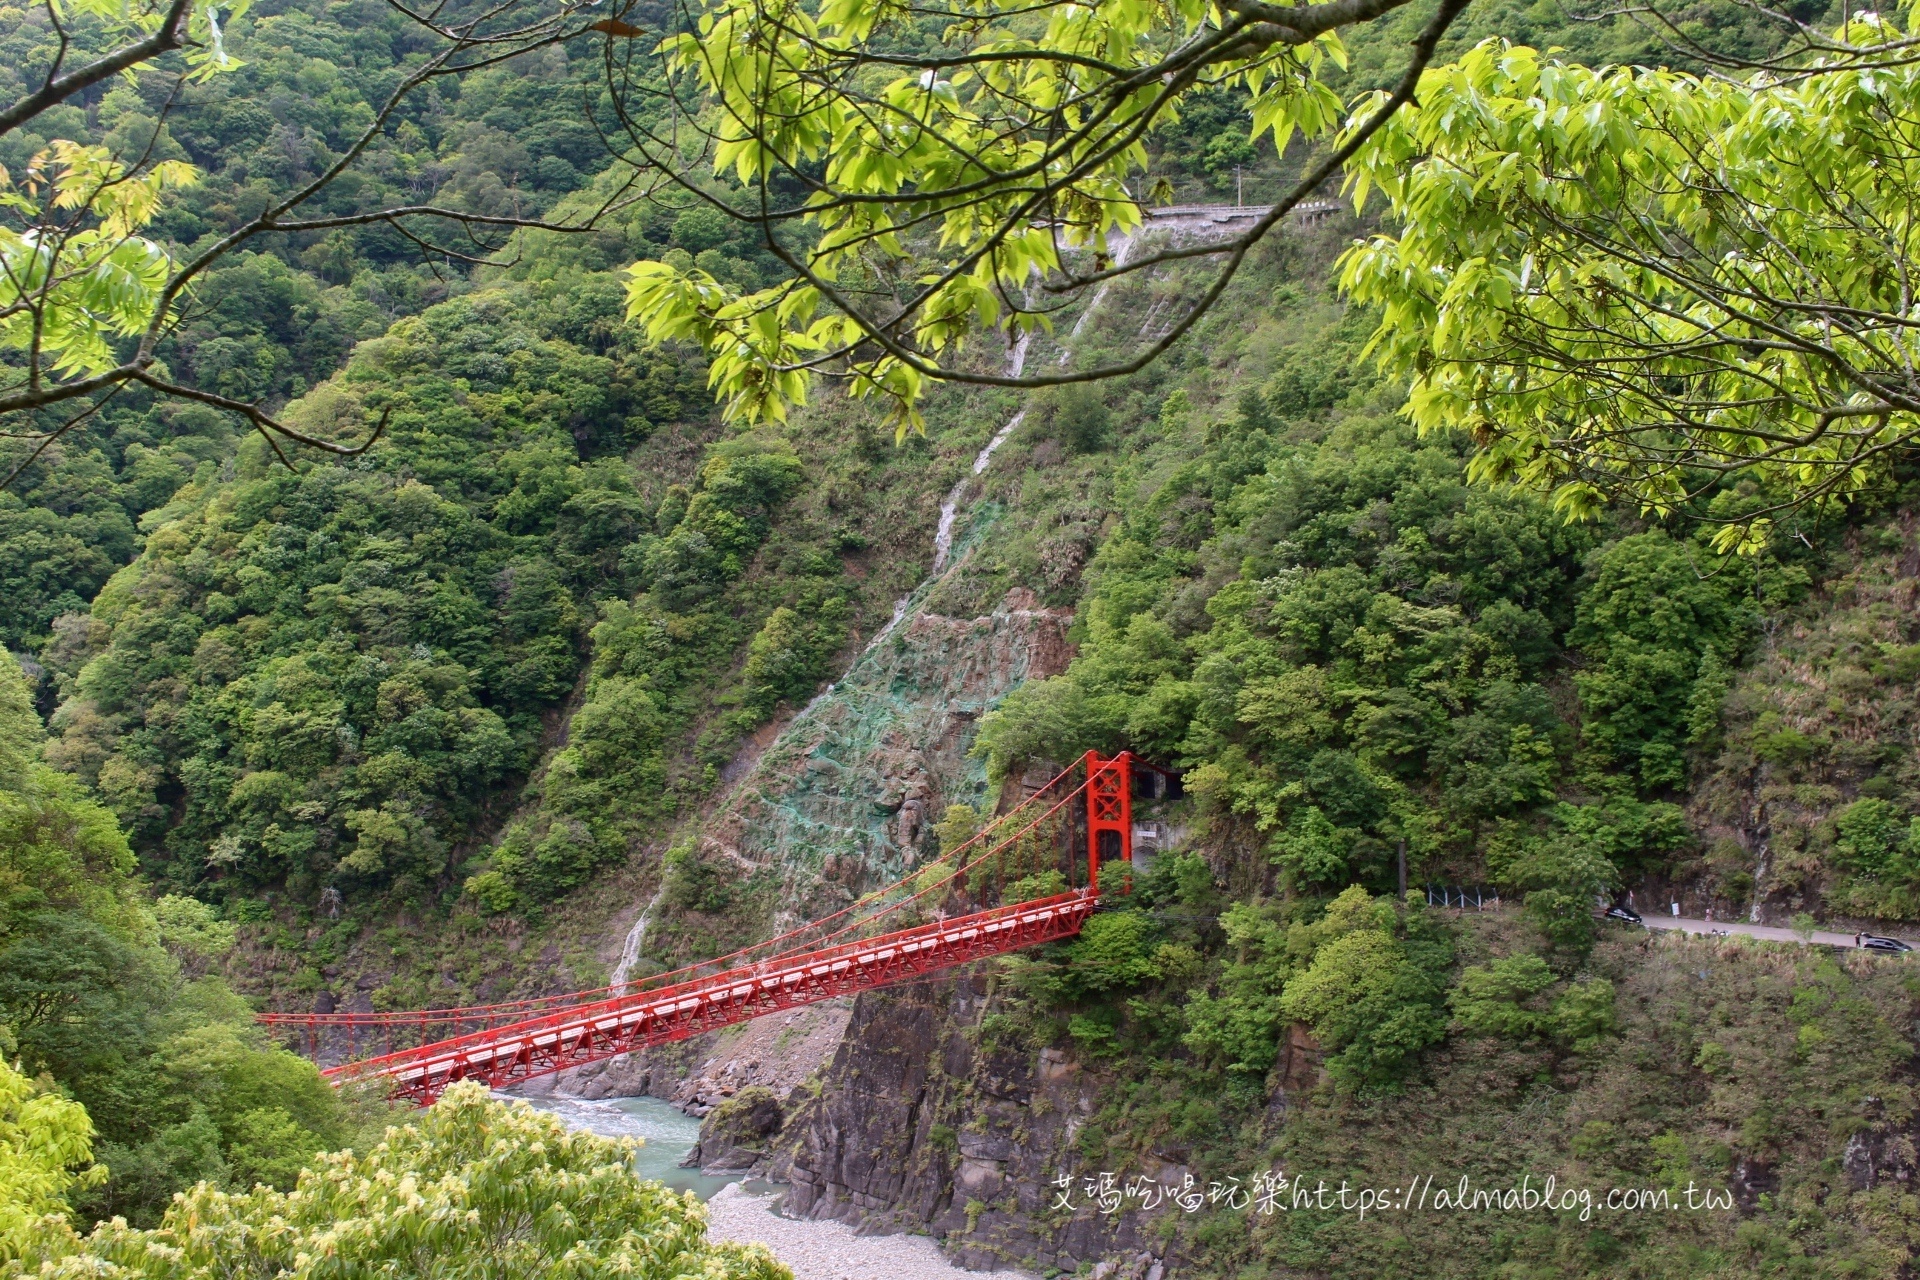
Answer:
510, 276, 1090, 1113
545, 295, 1081, 1104
537, 206, 1306, 1278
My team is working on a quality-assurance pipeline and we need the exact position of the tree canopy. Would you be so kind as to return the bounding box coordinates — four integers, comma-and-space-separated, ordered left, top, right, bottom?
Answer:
1340, 24, 1920, 547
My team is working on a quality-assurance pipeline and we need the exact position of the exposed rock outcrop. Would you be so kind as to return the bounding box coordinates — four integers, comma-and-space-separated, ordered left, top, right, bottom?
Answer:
763, 978, 1177, 1277
522, 998, 851, 1110
688, 1085, 785, 1171
705, 585, 1074, 928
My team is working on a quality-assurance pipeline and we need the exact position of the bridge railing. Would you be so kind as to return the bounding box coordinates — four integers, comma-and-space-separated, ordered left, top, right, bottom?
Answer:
1425, 884, 1502, 910
263, 754, 1119, 1065
320, 887, 1100, 1091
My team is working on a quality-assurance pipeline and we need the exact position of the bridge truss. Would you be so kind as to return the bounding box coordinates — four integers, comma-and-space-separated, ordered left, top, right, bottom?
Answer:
262, 752, 1140, 1103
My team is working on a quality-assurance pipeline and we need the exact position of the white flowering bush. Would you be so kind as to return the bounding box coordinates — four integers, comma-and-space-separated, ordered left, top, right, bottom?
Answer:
12, 1083, 787, 1280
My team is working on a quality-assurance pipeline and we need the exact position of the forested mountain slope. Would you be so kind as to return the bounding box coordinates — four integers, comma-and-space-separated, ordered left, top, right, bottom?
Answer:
31, 248, 1018, 1002
0, 0, 682, 656
10, 0, 1920, 1271
746, 217, 1920, 1279
0, 647, 389, 1227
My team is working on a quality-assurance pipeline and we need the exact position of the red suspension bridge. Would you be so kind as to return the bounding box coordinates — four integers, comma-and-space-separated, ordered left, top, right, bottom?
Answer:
261, 752, 1150, 1104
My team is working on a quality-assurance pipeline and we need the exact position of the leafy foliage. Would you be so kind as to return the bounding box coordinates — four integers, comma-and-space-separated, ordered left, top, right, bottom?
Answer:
1178, 898, 1292, 1089
1567, 532, 1755, 789
0, 1056, 104, 1261
21, 1084, 789, 1280
1449, 952, 1617, 1053
616, 0, 1446, 429
1341, 32, 1920, 543
1275, 887, 1452, 1091
1834, 798, 1920, 881
0, 143, 198, 380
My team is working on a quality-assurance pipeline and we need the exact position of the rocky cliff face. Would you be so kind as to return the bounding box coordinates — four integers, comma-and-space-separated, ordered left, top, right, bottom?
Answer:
760, 978, 1187, 1278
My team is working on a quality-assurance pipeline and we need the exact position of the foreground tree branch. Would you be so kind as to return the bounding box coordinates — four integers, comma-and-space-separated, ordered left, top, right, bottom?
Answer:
752, 0, 1471, 396
0, 0, 195, 137
607, 0, 1471, 429
0, 0, 641, 486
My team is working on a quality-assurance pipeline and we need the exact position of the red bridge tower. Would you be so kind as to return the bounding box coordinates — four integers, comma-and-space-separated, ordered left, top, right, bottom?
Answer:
1085, 750, 1132, 889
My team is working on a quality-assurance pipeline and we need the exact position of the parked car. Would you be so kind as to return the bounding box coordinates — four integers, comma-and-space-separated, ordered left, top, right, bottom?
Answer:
1861, 934, 1914, 954
1604, 904, 1644, 925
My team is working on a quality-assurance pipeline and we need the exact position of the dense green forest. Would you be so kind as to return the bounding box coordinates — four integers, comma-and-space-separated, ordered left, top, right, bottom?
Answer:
0, 647, 380, 1225
7, 0, 1920, 1273
0, 0, 1804, 666
931, 227, 1920, 1273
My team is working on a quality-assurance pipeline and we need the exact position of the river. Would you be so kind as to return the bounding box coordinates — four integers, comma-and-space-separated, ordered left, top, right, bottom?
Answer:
515, 1093, 1032, 1280
512, 1094, 734, 1196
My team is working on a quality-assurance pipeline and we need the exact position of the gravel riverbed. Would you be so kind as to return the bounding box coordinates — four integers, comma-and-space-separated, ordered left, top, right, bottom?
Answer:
705, 1183, 1033, 1280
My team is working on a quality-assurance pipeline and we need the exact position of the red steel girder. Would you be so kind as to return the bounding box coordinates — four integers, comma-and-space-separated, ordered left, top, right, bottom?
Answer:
325, 889, 1099, 1105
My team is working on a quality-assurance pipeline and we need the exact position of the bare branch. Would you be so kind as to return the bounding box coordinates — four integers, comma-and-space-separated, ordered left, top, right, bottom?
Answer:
0, 0, 194, 137
128, 369, 393, 464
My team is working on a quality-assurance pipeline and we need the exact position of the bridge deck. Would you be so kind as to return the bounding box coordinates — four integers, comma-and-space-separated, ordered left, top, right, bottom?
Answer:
315, 889, 1100, 1104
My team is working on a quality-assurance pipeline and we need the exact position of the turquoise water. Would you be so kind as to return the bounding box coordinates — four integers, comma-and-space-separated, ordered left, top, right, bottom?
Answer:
513, 1093, 737, 1200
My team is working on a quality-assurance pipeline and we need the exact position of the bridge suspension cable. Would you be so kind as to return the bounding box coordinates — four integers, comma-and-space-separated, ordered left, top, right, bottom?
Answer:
262, 753, 1140, 1101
